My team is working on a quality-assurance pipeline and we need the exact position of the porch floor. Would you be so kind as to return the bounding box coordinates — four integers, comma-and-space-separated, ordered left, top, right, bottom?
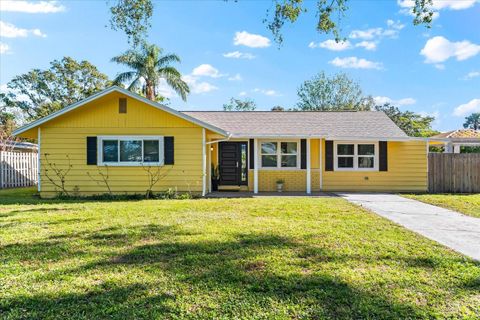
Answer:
206, 191, 335, 198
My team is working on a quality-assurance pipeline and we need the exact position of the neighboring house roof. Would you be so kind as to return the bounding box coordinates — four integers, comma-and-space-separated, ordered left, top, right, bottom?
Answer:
12, 86, 228, 137
431, 129, 480, 139
1, 141, 38, 150
182, 111, 409, 139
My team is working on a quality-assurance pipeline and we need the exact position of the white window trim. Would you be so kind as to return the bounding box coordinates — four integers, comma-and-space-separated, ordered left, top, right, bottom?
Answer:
334, 141, 379, 171
259, 140, 300, 170
97, 135, 164, 166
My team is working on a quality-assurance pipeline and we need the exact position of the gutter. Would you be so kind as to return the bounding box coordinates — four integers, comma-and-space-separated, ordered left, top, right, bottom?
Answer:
206, 133, 233, 145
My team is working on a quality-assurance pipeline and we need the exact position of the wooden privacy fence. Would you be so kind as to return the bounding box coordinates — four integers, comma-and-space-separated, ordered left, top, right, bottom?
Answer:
428, 153, 480, 193
0, 151, 38, 189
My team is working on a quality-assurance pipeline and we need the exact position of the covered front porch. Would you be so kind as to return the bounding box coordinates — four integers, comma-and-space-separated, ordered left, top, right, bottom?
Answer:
205, 137, 321, 195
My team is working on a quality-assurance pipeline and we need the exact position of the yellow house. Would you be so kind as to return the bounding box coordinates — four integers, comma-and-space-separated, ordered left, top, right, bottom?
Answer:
13, 86, 428, 198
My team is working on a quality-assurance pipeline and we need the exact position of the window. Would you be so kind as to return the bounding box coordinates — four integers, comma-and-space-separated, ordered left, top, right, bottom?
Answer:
98, 136, 163, 166
260, 141, 298, 169
334, 142, 378, 171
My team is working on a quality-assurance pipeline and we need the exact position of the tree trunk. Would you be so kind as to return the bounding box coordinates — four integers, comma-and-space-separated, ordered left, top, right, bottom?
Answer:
145, 81, 155, 101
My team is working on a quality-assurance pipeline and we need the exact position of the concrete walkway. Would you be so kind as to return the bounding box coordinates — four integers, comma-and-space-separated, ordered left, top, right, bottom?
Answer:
337, 193, 480, 261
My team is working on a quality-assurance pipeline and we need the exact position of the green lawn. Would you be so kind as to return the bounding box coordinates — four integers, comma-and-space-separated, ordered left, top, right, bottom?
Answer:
1, 188, 479, 319
404, 194, 480, 218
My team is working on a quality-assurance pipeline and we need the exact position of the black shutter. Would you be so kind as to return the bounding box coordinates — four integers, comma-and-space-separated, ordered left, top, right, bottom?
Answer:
164, 136, 174, 165
86, 136, 97, 165
300, 139, 307, 169
249, 139, 254, 169
379, 141, 388, 171
325, 140, 334, 171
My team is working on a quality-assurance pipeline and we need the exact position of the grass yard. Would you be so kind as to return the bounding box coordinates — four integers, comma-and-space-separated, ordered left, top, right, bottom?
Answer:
1, 188, 479, 319
404, 194, 480, 218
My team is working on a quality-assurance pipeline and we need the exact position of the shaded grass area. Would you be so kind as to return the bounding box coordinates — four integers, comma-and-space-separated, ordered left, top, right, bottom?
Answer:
404, 193, 480, 218
1, 188, 479, 319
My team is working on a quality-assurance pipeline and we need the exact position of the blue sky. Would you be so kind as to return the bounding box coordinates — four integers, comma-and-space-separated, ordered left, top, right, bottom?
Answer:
1, 0, 479, 131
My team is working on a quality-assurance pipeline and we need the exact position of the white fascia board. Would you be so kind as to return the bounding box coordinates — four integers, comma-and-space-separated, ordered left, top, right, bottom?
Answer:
13, 86, 228, 137
232, 134, 422, 141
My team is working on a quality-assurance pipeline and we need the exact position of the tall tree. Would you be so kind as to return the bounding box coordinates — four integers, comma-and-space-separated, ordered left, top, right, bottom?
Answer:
463, 113, 480, 130
112, 42, 189, 101
109, 1, 434, 45
296, 72, 374, 111
271, 105, 285, 111
1, 57, 110, 121
109, 0, 154, 47
375, 103, 437, 137
223, 97, 256, 111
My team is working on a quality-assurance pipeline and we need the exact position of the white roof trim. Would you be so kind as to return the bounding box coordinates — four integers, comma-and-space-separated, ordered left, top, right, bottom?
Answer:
232, 134, 423, 141
13, 86, 229, 136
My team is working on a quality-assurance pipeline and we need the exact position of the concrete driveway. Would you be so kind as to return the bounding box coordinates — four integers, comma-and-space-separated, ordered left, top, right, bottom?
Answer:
337, 193, 480, 261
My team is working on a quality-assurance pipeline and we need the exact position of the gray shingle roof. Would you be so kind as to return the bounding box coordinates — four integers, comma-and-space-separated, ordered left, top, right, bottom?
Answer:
182, 111, 409, 138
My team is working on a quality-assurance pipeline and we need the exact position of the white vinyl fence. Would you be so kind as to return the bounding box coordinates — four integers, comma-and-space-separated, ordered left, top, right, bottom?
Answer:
0, 151, 38, 189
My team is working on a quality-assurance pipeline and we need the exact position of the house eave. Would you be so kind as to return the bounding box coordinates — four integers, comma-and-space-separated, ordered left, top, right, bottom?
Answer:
12, 86, 229, 137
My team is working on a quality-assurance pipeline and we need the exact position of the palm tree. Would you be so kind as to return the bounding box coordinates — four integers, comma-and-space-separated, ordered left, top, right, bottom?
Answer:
112, 43, 189, 101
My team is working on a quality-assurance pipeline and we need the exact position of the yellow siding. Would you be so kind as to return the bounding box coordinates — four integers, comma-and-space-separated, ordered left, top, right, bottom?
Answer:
38, 92, 205, 198
244, 139, 427, 193
322, 139, 428, 192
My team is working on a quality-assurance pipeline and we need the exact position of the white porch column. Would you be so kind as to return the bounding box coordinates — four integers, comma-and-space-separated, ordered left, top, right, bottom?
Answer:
37, 127, 41, 193
202, 128, 206, 197
208, 142, 212, 193
319, 138, 323, 191
453, 145, 461, 153
306, 138, 311, 194
253, 138, 258, 194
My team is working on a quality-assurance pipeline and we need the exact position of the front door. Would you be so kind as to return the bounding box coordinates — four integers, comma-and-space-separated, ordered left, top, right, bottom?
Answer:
219, 142, 248, 186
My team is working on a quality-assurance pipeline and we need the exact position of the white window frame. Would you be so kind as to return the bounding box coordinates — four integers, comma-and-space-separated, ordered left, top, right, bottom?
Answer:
259, 140, 300, 170
97, 136, 164, 166
334, 141, 379, 171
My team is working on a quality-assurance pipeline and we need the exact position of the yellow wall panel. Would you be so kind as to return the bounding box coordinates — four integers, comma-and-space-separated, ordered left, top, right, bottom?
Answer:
322, 139, 428, 192
39, 92, 204, 198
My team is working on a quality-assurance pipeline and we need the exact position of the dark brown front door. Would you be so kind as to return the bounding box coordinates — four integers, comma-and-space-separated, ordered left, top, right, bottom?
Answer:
219, 142, 248, 186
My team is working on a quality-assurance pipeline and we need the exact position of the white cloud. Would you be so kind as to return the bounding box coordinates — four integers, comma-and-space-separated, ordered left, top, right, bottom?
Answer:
309, 39, 352, 51
0, 42, 10, 54
155, 79, 176, 98
239, 91, 247, 97
355, 41, 377, 51
374, 96, 416, 106
182, 75, 218, 94
234, 31, 271, 48
0, 1, 65, 13
453, 98, 480, 116
253, 88, 279, 96
191, 64, 223, 78
0, 84, 7, 93
420, 36, 480, 64
398, 0, 476, 20
223, 51, 255, 59
329, 56, 383, 70
350, 28, 383, 40
350, 19, 405, 42
462, 71, 480, 80
228, 73, 242, 81
398, 0, 477, 11
0, 21, 46, 38
386, 19, 405, 30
